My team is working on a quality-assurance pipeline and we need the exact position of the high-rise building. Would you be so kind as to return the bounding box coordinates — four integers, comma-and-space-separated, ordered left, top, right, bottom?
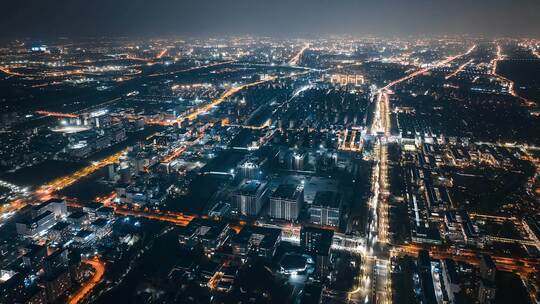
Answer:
417, 250, 437, 304
309, 191, 341, 227
441, 259, 461, 303
43, 248, 69, 278
300, 226, 333, 279
21, 245, 47, 270
291, 151, 306, 171
231, 180, 268, 217
269, 183, 303, 221
300, 226, 333, 255
237, 156, 266, 181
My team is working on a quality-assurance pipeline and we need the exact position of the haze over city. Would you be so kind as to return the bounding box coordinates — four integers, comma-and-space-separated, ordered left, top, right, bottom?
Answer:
0, 1, 539, 304
2, 0, 540, 38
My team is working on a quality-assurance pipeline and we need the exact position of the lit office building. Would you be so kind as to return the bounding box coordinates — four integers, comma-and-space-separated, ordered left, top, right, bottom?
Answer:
231, 180, 268, 216
269, 183, 304, 221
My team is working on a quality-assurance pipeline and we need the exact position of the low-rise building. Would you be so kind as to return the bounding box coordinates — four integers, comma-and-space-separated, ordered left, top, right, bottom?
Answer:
178, 218, 230, 253
90, 218, 113, 239
66, 211, 89, 230
230, 225, 281, 259
16, 211, 56, 238
31, 199, 67, 220
73, 229, 96, 245
47, 222, 72, 243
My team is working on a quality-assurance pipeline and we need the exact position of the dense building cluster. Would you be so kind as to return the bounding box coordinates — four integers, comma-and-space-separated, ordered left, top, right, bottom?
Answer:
0, 36, 539, 304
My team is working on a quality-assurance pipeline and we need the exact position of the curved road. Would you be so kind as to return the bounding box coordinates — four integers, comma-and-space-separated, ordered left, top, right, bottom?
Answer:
68, 258, 106, 304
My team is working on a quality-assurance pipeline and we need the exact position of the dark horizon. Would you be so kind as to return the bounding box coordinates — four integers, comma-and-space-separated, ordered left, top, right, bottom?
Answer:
2, 0, 540, 39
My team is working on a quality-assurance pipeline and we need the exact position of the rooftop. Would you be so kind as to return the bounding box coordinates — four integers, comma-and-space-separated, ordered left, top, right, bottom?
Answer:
312, 191, 341, 209
235, 180, 266, 195
233, 225, 281, 249
31, 198, 65, 211
271, 183, 302, 200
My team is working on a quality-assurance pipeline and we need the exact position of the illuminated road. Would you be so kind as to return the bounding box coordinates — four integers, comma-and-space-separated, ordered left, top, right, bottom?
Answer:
289, 43, 309, 66
156, 48, 168, 59
162, 146, 187, 163
394, 244, 539, 277
136, 74, 284, 126
491, 43, 535, 107
147, 60, 236, 77
0, 66, 26, 77
178, 76, 276, 123
445, 59, 473, 80
67, 192, 194, 227
359, 43, 540, 303
382, 44, 477, 91
492, 44, 506, 75
100, 189, 193, 226
17, 103, 201, 226
350, 45, 478, 304
68, 258, 105, 304
0, 148, 128, 219
0, 199, 26, 222
114, 207, 193, 226
35, 111, 78, 118
371, 90, 391, 136
38, 149, 126, 195
34, 97, 122, 124
1, 65, 141, 79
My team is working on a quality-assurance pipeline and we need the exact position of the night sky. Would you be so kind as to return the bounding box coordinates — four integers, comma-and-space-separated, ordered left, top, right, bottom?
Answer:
2, 0, 540, 38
